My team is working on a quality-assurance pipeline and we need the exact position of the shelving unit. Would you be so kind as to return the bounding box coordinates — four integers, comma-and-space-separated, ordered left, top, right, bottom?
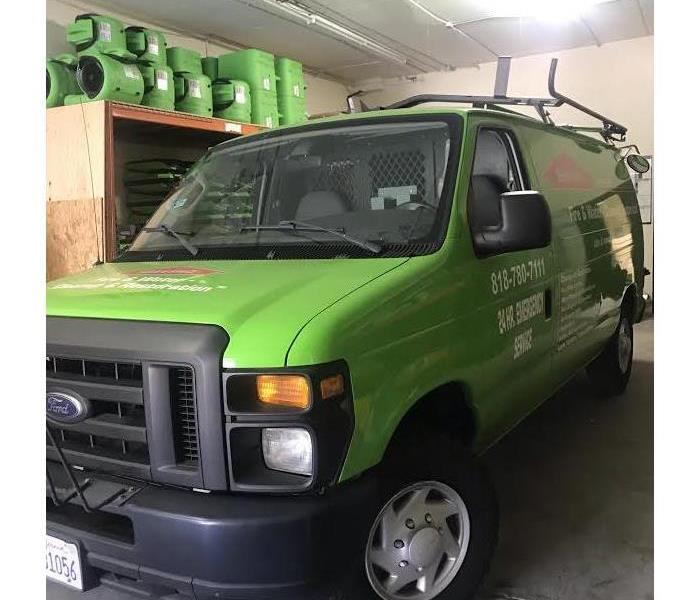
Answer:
46, 101, 264, 280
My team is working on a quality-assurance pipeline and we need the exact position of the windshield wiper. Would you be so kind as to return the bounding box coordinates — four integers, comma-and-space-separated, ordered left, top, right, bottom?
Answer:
140, 225, 198, 256
241, 220, 382, 254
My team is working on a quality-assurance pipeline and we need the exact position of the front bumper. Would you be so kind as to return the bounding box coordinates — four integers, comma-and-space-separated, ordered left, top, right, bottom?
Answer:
47, 467, 377, 599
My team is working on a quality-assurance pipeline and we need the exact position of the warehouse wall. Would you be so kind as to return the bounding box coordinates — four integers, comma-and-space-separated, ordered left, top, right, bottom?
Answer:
359, 36, 654, 297
45, 0, 350, 115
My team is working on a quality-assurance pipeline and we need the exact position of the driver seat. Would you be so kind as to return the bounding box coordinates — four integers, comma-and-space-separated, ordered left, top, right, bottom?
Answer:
295, 191, 347, 220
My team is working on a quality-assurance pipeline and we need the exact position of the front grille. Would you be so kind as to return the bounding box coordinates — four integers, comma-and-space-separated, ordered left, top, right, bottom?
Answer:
47, 356, 149, 478
47, 356, 200, 480
170, 366, 199, 465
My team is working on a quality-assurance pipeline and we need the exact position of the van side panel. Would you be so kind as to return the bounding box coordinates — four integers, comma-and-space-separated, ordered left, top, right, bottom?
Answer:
517, 124, 644, 384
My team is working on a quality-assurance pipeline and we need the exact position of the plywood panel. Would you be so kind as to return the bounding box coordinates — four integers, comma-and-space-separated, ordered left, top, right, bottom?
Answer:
47, 197, 104, 281
46, 102, 105, 203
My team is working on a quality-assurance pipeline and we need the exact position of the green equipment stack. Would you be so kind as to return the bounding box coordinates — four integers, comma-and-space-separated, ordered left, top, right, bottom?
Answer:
127, 26, 174, 111
126, 27, 167, 65
275, 57, 307, 125
66, 51, 144, 105
46, 54, 80, 108
201, 56, 218, 82
212, 79, 252, 122
167, 47, 213, 117
65, 14, 144, 105
66, 14, 134, 59
218, 49, 279, 127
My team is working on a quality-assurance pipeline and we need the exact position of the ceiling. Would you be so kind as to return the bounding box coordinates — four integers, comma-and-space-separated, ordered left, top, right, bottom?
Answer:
89, 0, 654, 83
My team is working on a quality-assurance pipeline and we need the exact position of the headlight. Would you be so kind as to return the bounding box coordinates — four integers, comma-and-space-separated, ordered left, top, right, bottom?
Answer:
262, 427, 313, 476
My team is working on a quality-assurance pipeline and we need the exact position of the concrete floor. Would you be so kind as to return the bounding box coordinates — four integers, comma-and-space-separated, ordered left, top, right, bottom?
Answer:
48, 319, 653, 600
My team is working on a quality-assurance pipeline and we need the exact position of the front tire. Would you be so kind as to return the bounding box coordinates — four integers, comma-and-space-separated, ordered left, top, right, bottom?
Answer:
338, 434, 498, 600
587, 307, 634, 397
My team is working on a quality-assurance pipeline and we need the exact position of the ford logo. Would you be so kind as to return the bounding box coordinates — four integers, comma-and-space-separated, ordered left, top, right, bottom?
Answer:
46, 391, 90, 424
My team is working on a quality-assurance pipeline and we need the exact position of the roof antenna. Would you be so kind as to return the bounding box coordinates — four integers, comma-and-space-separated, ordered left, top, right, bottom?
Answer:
494, 56, 511, 98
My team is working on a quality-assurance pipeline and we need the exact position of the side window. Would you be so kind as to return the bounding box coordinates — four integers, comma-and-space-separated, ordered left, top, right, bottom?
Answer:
468, 129, 525, 232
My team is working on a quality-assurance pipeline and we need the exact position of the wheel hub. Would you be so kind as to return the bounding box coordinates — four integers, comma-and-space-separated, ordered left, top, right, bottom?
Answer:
408, 527, 442, 569
365, 480, 471, 600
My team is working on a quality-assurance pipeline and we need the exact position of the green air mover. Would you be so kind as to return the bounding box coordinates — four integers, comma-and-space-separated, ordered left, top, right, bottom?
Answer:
167, 47, 203, 75
126, 27, 167, 65
218, 49, 277, 93
277, 94, 307, 126
250, 89, 280, 127
46, 54, 80, 108
66, 51, 144, 105
66, 13, 135, 59
213, 79, 251, 122
202, 56, 218, 81
174, 73, 212, 116
275, 57, 305, 99
139, 65, 175, 110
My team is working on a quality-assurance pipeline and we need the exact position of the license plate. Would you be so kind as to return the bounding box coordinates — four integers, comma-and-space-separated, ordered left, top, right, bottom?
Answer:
46, 534, 83, 590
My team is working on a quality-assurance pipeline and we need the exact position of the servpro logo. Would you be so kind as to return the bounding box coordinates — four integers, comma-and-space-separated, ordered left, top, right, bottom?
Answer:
128, 267, 221, 276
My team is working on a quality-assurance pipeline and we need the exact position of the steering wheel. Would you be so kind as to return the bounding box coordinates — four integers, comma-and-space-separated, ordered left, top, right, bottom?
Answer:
397, 201, 437, 212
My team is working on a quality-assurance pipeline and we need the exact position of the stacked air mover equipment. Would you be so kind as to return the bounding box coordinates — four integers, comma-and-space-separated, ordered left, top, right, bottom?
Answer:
46, 54, 80, 107
65, 14, 144, 105
218, 49, 279, 127
167, 47, 213, 116
126, 27, 174, 110
275, 57, 307, 125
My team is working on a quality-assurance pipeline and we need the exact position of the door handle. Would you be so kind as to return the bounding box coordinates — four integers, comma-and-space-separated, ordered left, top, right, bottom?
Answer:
545, 288, 553, 319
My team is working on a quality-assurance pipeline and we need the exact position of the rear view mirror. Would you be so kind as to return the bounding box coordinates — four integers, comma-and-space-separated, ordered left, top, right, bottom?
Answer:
473, 191, 551, 255
626, 154, 650, 174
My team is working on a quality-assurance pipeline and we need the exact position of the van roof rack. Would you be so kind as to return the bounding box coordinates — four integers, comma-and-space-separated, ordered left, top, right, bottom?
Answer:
347, 58, 627, 143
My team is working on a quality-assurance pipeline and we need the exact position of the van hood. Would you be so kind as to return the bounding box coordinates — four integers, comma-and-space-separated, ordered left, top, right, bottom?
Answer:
47, 258, 409, 367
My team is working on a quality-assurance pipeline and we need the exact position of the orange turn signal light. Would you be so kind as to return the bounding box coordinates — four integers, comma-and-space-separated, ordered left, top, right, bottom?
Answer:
320, 374, 345, 400
256, 375, 310, 409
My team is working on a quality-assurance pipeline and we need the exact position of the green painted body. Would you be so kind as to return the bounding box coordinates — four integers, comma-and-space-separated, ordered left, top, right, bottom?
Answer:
47, 108, 643, 485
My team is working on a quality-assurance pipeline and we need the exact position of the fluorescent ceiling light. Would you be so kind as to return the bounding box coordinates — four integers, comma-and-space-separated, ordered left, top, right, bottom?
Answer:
481, 0, 611, 22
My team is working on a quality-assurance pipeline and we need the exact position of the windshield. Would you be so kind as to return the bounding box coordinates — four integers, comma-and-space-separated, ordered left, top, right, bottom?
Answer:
123, 115, 461, 261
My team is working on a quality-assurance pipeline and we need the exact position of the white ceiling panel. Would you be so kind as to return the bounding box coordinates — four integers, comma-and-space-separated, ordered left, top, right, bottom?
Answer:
458, 17, 596, 58
582, 0, 649, 43
84, 0, 653, 84
303, 0, 496, 69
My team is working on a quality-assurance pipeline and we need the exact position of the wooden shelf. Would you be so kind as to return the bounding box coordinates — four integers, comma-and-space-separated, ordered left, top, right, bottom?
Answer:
108, 101, 264, 136
46, 101, 263, 280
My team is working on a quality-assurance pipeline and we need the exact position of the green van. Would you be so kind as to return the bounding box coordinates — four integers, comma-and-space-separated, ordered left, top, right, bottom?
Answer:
46, 61, 646, 600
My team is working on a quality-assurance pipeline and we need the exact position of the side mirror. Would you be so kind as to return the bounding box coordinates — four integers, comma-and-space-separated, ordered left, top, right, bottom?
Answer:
473, 191, 551, 255
626, 154, 650, 174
